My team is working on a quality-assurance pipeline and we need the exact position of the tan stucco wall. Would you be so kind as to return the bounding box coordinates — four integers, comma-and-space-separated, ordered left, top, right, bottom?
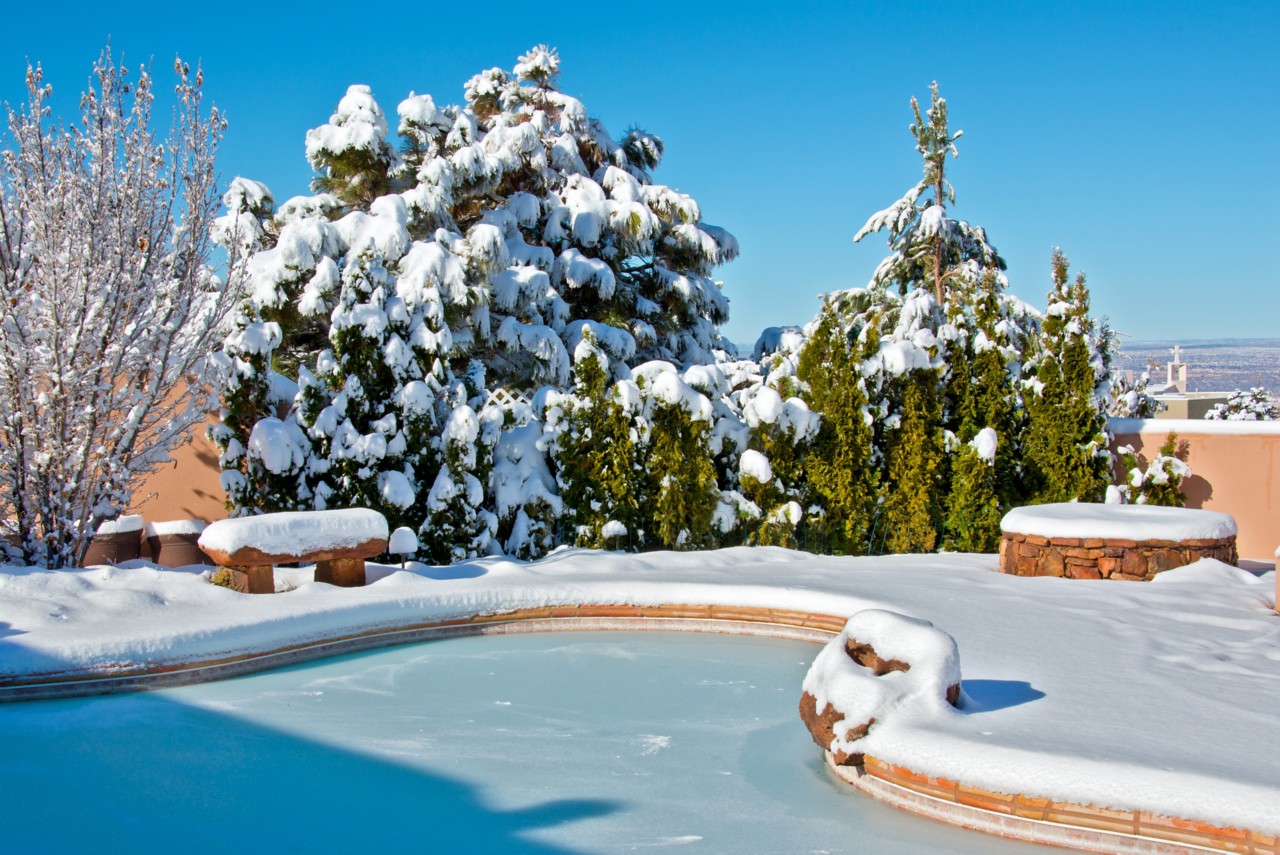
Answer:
128, 413, 228, 525
1110, 419, 1279, 560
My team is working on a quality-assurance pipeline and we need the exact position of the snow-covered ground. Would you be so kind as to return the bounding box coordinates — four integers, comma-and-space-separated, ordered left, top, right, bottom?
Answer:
0, 548, 1276, 836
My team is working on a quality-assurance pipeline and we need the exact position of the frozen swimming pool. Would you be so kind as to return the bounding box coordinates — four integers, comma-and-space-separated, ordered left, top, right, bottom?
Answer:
0, 631, 1043, 853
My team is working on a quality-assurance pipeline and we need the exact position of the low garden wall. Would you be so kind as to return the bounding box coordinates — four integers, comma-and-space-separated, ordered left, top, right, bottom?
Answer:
1109, 417, 1280, 561
999, 531, 1237, 580
999, 504, 1239, 580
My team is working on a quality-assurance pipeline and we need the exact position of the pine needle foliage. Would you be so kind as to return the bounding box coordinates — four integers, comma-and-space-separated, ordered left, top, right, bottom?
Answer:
1023, 249, 1111, 504
880, 370, 945, 554
552, 334, 639, 548
797, 303, 876, 554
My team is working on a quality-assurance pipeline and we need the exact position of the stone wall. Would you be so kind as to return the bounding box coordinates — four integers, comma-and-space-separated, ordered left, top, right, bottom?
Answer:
999, 531, 1237, 580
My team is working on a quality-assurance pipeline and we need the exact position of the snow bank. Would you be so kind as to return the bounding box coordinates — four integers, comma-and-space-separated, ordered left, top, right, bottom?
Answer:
199, 509, 389, 559
1001, 503, 1237, 541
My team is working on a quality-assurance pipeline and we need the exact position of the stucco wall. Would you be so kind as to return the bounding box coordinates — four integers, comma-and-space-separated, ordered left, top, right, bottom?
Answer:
1109, 417, 1279, 560
128, 413, 228, 525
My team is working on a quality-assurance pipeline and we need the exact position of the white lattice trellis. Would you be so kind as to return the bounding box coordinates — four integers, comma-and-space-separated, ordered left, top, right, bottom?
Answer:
486, 387, 533, 409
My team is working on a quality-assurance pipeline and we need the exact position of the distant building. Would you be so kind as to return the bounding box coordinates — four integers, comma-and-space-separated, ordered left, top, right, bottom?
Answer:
1149, 345, 1230, 419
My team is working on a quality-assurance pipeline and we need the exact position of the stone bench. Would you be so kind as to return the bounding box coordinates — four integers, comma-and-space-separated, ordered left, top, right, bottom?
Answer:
198, 509, 389, 594
999, 503, 1238, 580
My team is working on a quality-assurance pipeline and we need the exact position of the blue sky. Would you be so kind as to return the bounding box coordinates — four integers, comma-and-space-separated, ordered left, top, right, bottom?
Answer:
3, 1, 1276, 348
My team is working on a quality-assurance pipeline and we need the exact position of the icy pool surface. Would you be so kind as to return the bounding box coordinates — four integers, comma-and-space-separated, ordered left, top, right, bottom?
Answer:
0, 632, 1042, 853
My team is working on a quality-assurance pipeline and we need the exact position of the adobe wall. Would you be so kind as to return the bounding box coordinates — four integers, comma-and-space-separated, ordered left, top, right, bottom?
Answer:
128, 412, 228, 525
1109, 418, 1280, 560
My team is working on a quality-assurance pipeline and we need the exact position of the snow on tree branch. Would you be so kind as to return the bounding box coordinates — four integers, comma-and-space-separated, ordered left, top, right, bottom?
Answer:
0, 46, 240, 567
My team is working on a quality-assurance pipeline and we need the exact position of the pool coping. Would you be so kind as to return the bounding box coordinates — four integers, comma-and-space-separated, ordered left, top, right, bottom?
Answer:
1, 603, 1272, 854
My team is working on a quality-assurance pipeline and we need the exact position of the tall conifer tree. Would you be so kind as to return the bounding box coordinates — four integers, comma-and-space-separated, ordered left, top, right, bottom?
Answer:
1023, 249, 1111, 503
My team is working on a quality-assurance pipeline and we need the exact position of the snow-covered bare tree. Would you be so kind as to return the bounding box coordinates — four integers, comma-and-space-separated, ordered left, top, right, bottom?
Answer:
0, 49, 236, 568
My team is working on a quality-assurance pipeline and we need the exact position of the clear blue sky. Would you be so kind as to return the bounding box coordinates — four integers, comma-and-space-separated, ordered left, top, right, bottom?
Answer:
3, 1, 1276, 348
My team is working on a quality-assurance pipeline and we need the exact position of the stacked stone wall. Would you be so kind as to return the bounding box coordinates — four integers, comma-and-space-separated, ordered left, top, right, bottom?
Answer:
999, 532, 1237, 580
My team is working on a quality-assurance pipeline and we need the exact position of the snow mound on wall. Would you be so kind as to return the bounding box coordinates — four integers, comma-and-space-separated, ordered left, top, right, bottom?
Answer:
143, 520, 208, 537
199, 509, 389, 559
1001, 503, 1237, 541
96, 515, 143, 535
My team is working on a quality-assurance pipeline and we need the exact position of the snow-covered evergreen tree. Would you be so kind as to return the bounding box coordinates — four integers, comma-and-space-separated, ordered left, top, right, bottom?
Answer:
1204, 387, 1280, 420
1115, 433, 1189, 507
1022, 249, 1111, 504
879, 367, 945, 554
548, 332, 639, 548
632, 363, 719, 549
736, 386, 819, 547
942, 428, 1002, 552
853, 83, 1005, 309
940, 269, 1022, 549
797, 305, 876, 554
211, 47, 739, 559
421, 403, 501, 563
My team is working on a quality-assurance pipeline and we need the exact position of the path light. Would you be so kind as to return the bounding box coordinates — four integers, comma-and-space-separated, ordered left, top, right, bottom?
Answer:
602, 520, 626, 551
388, 526, 419, 569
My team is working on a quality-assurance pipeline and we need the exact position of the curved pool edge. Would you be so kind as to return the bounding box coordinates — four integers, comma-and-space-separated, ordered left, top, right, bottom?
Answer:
829, 755, 1271, 854
0, 604, 845, 702
1, 602, 1272, 855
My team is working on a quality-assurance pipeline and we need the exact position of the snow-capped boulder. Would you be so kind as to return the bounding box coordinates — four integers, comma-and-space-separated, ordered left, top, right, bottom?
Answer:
799, 610, 961, 766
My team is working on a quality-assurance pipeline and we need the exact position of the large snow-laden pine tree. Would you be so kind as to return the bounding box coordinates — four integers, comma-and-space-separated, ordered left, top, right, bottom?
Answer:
454, 45, 740, 383
212, 46, 739, 557
0, 51, 239, 568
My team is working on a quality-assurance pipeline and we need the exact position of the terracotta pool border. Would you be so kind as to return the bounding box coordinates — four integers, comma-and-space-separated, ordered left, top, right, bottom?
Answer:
0, 602, 1271, 854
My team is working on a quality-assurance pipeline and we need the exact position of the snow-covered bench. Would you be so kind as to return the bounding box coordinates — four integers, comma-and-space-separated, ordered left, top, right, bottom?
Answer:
198, 509, 389, 594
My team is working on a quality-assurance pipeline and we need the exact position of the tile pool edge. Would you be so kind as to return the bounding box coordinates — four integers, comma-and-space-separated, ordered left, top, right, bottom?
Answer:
832, 756, 1273, 854
1, 603, 1271, 854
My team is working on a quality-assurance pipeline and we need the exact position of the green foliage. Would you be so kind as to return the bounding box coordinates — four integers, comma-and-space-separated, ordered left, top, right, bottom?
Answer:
1115, 433, 1189, 507
942, 438, 1002, 552
640, 402, 718, 550
208, 567, 242, 592
553, 335, 639, 548
1023, 249, 1111, 504
880, 371, 945, 553
798, 304, 876, 554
